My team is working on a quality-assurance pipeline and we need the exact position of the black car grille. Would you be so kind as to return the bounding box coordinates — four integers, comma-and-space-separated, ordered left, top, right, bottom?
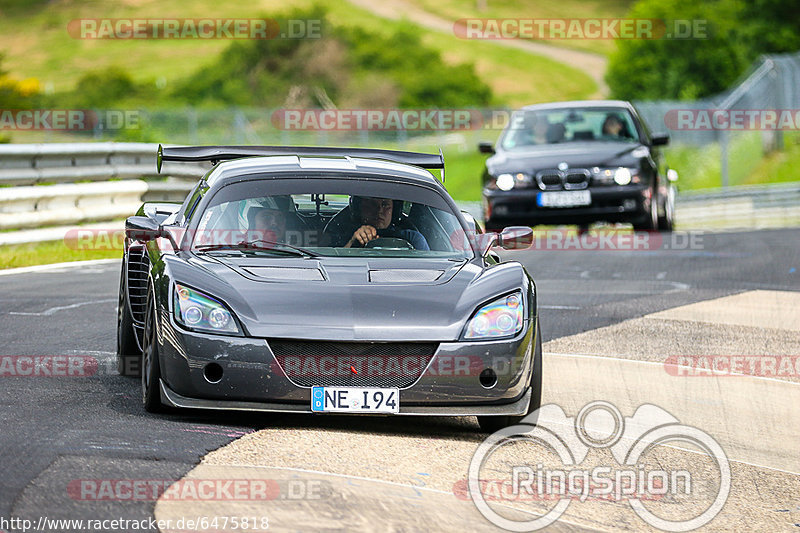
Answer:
564, 170, 590, 189
538, 172, 562, 189
536, 168, 590, 190
126, 245, 150, 327
269, 339, 438, 388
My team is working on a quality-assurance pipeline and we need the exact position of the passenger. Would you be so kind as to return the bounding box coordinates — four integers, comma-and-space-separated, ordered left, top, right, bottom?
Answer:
344, 197, 429, 250
530, 114, 551, 144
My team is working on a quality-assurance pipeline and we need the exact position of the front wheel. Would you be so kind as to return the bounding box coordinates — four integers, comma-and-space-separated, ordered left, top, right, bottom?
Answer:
477, 322, 543, 433
632, 193, 658, 232
141, 290, 163, 413
117, 260, 142, 377
658, 185, 676, 232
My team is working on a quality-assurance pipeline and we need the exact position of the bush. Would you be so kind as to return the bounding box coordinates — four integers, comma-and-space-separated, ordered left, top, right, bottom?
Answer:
607, 0, 800, 100
173, 7, 492, 109
71, 66, 137, 108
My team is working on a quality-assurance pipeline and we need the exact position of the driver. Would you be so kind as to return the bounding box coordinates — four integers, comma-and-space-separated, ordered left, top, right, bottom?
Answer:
252, 206, 287, 244
345, 197, 429, 250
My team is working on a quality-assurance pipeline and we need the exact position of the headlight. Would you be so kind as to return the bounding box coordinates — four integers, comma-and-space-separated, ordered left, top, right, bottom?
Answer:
173, 283, 239, 334
496, 173, 515, 191
614, 167, 632, 185
464, 292, 524, 339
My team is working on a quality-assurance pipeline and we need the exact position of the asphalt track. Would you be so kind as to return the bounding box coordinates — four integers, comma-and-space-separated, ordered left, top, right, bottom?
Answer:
0, 228, 798, 532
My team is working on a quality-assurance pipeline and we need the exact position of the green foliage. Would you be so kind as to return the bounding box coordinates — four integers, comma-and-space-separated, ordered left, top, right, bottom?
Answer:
606, 0, 800, 100
69, 66, 138, 108
174, 6, 491, 109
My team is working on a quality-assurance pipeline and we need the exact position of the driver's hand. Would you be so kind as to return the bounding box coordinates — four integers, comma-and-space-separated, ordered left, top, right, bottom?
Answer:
346, 225, 378, 247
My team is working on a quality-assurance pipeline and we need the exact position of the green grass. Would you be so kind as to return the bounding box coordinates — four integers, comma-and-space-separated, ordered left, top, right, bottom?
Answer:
666, 132, 796, 191
0, 0, 596, 107
403, 0, 634, 56
744, 133, 800, 186
0, 239, 121, 270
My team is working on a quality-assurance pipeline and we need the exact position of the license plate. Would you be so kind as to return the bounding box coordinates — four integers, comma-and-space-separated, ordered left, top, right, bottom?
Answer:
537, 190, 592, 208
311, 387, 399, 414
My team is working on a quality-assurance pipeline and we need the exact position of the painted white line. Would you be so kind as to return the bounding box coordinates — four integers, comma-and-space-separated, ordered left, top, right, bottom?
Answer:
540, 305, 581, 310
9, 298, 117, 316
0, 258, 119, 277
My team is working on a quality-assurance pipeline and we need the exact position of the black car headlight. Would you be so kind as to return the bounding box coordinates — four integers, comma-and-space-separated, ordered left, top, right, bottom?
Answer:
463, 292, 524, 340
173, 283, 240, 334
592, 167, 639, 185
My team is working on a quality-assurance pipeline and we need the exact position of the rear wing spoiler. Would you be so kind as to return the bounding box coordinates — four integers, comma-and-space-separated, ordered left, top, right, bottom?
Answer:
157, 144, 445, 180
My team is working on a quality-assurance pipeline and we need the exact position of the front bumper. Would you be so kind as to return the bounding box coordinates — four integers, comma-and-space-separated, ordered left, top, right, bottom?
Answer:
484, 185, 650, 227
156, 310, 537, 415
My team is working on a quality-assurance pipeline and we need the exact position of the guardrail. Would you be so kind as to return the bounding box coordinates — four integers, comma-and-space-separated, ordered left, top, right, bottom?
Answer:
0, 143, 206, 231
676, 181, 800, 230
0, 142, 206, 186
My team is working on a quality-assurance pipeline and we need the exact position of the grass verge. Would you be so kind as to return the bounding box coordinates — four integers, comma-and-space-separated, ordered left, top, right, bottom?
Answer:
0, 240, 121, 270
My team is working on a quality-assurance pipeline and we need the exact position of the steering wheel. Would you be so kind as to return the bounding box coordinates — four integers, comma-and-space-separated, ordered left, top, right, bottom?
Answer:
364, 237, 415, 250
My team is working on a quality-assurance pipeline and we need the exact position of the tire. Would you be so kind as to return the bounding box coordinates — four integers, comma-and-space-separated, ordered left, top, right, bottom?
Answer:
478, 322, 543, 433
116, 260, 142, 377
141, 290, 164, 413
632, 191, 658, 232
658, 186, 675, 232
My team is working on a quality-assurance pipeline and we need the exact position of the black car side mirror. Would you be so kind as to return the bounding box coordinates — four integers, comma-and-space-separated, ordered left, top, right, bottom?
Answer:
478, 142, 495, 154
650, 133, 670, 146
498, 226, 533, 250
126, 216, 180, 250
126, 216, 161, 241
479, 226, 534, 257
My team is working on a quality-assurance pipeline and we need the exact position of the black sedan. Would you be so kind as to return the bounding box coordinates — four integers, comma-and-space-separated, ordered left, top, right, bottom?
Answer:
480, 100, 676, 231
117, 145, 541, 432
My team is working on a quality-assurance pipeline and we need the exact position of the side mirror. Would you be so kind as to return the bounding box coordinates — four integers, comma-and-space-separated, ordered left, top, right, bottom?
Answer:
478, 141, 495, 154
126, 216, 161, 241
498, 226, 533, 250
650, 133, 669, 146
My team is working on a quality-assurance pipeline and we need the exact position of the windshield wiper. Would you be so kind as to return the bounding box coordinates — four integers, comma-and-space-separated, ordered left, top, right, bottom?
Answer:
195, 240, 319, 258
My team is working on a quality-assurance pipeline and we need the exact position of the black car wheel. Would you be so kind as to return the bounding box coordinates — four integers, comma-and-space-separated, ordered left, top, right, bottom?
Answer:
116, 260, 142, 377
633, 191, 658, 231
477, 322, 543, 433
658, 185, 675, 232
141, 290, 163, 412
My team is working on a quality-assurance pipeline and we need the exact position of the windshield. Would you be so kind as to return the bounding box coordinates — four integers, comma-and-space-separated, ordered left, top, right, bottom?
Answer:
191, 177, 474, 259
500, 107, 639, 149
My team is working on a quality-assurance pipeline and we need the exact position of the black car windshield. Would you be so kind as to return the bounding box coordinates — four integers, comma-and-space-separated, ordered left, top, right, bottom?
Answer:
191, 176, 474, 259
500, 107, 639, 149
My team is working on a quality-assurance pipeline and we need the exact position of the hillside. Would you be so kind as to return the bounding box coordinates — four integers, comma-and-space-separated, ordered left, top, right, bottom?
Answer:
0, 0, 600, 106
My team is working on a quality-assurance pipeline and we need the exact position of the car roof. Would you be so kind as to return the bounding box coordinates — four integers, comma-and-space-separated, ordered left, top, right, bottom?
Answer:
204, 155, 444, 189
520, 100, 635, 112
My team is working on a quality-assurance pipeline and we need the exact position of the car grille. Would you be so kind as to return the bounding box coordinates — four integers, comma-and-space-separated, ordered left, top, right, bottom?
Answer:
536, 168, 590, 190
127, 245, 150, 327
269, 339, 438, 388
